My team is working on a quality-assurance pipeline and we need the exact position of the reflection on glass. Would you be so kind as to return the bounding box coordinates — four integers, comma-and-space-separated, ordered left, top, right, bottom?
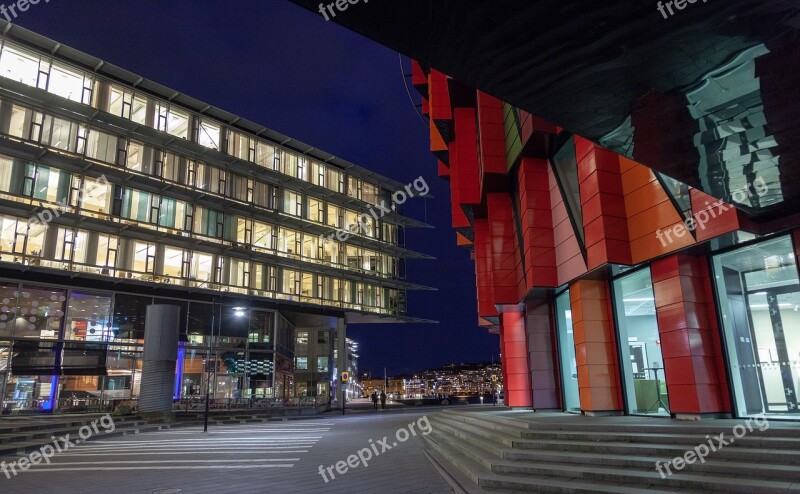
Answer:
713, 235, 800, 417
613, 268, 669, 415
555, 290, 580, 412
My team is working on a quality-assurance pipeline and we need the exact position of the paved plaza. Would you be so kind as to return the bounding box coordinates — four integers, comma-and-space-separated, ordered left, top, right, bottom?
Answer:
0, 411, 454, 494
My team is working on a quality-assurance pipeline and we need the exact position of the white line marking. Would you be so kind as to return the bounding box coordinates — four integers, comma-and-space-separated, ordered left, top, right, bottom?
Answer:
23, 465, 295, 472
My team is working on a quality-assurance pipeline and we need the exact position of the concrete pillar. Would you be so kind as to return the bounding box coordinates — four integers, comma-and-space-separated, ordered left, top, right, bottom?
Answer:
334, 319, 346, 409
138, 305, 181, 414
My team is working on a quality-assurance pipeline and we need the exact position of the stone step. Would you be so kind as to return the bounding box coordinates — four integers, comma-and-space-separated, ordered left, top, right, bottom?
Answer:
424, 429, 707, 494
427, 420, 796, 493
430, 414, 800, 465
440, 409, 796, 437
439, 411, 800, 449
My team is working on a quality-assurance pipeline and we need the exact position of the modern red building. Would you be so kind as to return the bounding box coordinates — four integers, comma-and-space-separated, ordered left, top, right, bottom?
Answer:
289, 0, 800, 420
412, 64, 799, 420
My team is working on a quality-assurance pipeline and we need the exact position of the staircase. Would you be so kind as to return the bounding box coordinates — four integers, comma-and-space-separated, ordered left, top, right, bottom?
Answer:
424, 408, 800, 493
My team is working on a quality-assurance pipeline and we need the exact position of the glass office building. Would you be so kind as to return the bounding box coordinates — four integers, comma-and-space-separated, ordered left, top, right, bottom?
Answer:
0, 24, 430, 413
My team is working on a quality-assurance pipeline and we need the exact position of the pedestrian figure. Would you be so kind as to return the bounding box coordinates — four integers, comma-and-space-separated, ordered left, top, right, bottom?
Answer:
380, 390, 387, 410
371, 391, 378, 410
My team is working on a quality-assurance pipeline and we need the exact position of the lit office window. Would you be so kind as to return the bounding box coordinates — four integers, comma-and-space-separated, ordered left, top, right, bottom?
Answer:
317, 357, 329, 373
252, 222, 275, 251
283, 151, 298, 178
161, 246, 186, 278
283, 190, 303, 217
295, 356, 308, 370
282, 269, 300, 294
49, 62, 89, 104
166, 107, 189, 139
64, 291, 112, 341
308, 198, 324, 223
296, 331, 309, 346
0, 44, 40, 87
86, 129, 119, 164
41, 115, 80, 152
255, 141, 277, 170
132, 241, 156, 274
198, 120, 221, 150
80, 176, 112, 214
190, 252, 214, 285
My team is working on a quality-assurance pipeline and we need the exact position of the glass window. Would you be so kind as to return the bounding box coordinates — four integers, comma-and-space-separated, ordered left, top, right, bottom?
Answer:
161, 246, 186, 278
295, 356, 308, 370
296, 331, 308, 346
198, 120, 220, 150
49, 62, 88, 103
190, 252, 215, 284
64, 291, 112, 341
80, 175, 112, 214
166, 107, 189, 139
555, 290, 580, 412
551, 136, 584, 246
0, 44, 40, 87
713, 235, 800, 418
283, 190, 302, 217
317, 356, 329, 373
613, 268, 668, 416
86, 129, 119, 164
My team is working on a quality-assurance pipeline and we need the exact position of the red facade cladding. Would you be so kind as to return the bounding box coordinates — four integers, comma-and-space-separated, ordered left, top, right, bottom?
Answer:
428, 69, 452, 122
451, 107, 481, 206
651, 254, 730, 415
476, 91, 507, 175
525, 295, 560, 409
473, 219, 498, 319
518, 158, 558, 290
690, 189, 742, 243
575, 138, 632, 269
487, 193, 519, 305
500, 307, 533, 407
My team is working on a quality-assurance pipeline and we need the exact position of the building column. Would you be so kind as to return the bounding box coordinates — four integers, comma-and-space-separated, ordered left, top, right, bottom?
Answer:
570, 280, 623, 415
138, 305, 181, 415
499, 307, 532, 408
651, 254, 730, 419
334, 319, 346, 409
525, 294, 560, 409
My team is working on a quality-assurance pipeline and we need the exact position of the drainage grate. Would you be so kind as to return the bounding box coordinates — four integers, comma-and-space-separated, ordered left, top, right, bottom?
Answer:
152, 490, 182, 494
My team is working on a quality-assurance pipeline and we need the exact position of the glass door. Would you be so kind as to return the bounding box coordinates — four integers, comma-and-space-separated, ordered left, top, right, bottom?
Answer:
555, 290, 580, 412
713, 235, 800, 418
613, 268, 669, 416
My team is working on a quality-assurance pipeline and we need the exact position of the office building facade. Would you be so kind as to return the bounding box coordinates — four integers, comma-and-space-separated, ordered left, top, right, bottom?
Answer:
0, 23, 429, 413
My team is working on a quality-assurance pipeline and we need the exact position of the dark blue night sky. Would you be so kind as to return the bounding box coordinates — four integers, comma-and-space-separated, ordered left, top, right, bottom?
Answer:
11, 0, 499, 376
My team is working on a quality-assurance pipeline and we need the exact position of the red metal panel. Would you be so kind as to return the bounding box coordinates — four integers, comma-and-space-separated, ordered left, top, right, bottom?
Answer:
577, 143, 631, 268
570, 279, 622, 412
487, 193, 519, 305
651, 254, 729, 415
451, 107, 481, 205
476, 91, 507, 175
690, 190, 742, 242
428, 69, 452, 122
517, 158, 558, 289
474, 219, 498, 318
500, 308, 532, 407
